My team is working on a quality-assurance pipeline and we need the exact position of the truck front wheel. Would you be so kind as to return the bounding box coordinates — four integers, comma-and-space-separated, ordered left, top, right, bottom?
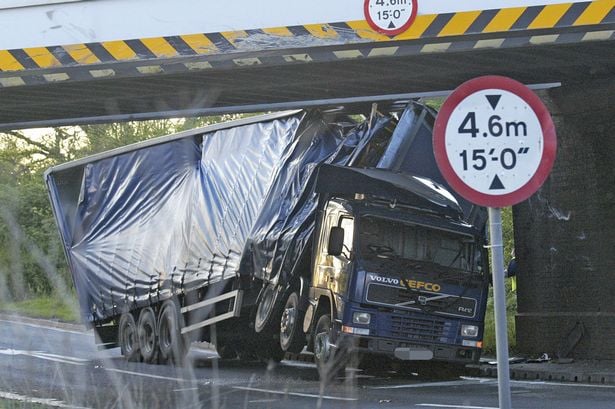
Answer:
138, 307, 159, 364
313, 314, 346, 381
119, 312, 140, 361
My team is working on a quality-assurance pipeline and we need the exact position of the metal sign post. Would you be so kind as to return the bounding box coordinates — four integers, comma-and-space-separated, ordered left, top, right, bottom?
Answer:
488, 207, 511, 409
433, 75, 557, 409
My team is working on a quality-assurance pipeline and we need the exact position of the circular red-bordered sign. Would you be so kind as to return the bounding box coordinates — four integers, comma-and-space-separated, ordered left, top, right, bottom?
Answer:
433, 76, 557, 207
364, 0, 418, 36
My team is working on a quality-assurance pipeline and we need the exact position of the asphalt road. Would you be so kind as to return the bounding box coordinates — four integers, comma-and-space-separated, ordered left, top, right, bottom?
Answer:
0, 318, 614, 409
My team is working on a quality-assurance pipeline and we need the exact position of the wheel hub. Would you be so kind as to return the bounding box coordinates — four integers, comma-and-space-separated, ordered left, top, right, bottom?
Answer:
314, 331, 331, 362
142, 323, 155, 352
124, 325, 135, 354
280, 306, 296, 335
160, 319, 171, 350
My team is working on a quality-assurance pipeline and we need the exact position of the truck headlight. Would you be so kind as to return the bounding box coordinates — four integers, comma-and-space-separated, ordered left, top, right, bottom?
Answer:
352, 312, 371, 325
461, 324, 479, 337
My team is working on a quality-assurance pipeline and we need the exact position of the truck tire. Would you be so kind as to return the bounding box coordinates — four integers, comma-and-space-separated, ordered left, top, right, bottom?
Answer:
279, 292, 305, 353
119, 312, 140, 362
158, 299, 188, 365
138, 307, 159, 364
313, 314, 346, 381
254, 285, 277, 333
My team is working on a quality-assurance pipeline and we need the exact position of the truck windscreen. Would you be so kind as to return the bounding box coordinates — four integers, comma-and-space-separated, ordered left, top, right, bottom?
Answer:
358, 216, 476, 274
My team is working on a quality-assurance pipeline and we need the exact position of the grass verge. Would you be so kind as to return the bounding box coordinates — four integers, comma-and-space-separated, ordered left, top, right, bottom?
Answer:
0, 398, 49, 409
0, 296, 78, 323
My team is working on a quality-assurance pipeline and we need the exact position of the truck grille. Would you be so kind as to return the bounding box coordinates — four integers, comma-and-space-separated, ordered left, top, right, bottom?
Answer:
389, 314, 448, 342
366, 282, 477, 318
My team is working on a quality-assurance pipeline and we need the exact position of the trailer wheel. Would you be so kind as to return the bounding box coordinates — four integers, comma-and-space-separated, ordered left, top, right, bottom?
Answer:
313, 314, 346, 381
279, 292, 305, 353
119, 313, 140, 361
158, 300, 188, 365
138, 307, 158, 364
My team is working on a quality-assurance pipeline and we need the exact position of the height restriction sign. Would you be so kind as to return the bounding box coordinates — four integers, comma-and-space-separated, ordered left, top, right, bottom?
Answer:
433, 75, 557, 207
364, 0, 418, 36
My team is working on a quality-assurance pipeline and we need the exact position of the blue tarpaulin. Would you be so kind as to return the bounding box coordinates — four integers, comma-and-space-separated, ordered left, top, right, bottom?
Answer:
46, 104, 481, 324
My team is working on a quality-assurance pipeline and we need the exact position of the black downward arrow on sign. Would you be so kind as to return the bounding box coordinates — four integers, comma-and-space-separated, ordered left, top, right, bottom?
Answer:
489, 175, 505, 190
388, 21, 396, 29
486, 95, 501, 110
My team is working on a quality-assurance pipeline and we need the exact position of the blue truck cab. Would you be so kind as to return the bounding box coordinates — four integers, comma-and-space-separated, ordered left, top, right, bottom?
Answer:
304, 165, 488, 371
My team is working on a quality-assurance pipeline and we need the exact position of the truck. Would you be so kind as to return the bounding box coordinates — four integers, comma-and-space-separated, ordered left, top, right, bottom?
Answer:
45, 102, 489, 378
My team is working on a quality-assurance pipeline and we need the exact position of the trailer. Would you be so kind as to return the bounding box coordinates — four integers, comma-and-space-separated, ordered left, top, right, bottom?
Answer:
45, 102, 489, 376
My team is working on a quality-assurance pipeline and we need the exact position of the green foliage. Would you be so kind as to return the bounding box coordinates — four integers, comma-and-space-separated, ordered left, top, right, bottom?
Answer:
483, 279, 518, 355
482, 206, 518, 355
424, 97, 445, 111
0, 296, 77, 322
0, 398, 49, 408
0, 115, 242, 305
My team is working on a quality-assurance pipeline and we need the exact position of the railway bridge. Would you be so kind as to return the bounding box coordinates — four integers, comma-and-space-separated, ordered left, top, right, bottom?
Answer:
2, 0, 614, 359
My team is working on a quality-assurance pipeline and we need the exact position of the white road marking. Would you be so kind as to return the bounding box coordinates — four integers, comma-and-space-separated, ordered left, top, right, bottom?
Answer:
0, 390, 92, 409
104, 367, 193, 383
463, 376, 615, 389
0, 348, 88, 365
1, 345, 201, 384
233, 386, 358, 401
1, 345, 204, 385
369, 379, 478, 389
173, 387, 199, 392
513, 379, 615, 389
0, 318, 85, 335
249, 399, 280, 403
416, 404, 498, 409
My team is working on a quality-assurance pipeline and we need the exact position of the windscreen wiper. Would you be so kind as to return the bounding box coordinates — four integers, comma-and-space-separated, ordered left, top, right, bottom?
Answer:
366, 244, 397, 259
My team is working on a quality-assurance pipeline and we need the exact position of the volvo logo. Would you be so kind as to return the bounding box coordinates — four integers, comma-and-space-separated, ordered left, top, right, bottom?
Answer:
368, 274, 400, 285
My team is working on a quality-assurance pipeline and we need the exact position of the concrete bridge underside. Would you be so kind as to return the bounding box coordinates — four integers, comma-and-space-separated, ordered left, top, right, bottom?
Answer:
1, 38, 614, 129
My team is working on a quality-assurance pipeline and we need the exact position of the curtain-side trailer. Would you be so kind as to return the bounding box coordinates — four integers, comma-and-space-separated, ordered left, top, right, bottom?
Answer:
45, 104, 489, 378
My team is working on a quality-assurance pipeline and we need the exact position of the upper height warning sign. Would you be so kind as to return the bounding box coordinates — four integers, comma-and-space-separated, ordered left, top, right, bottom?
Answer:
433, 76, 557, 207
364, 0, 418, 36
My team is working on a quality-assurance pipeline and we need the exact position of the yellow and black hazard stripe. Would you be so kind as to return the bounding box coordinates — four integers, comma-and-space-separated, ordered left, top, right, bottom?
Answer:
348, 0, 615, 41
0, 0, 613, 87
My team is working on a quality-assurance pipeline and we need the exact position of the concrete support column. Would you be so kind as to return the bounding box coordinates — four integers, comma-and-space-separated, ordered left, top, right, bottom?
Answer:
513, 78, 615, 360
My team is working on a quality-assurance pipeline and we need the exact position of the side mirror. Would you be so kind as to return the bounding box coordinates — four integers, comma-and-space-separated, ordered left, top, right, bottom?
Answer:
327, 226, 345, 256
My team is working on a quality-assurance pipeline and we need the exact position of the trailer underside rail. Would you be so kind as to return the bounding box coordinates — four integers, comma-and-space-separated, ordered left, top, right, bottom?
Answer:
180, 289, 243, 335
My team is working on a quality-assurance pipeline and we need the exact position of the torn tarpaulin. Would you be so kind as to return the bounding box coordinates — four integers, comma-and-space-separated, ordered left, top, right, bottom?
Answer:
46, 103, 481, 324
